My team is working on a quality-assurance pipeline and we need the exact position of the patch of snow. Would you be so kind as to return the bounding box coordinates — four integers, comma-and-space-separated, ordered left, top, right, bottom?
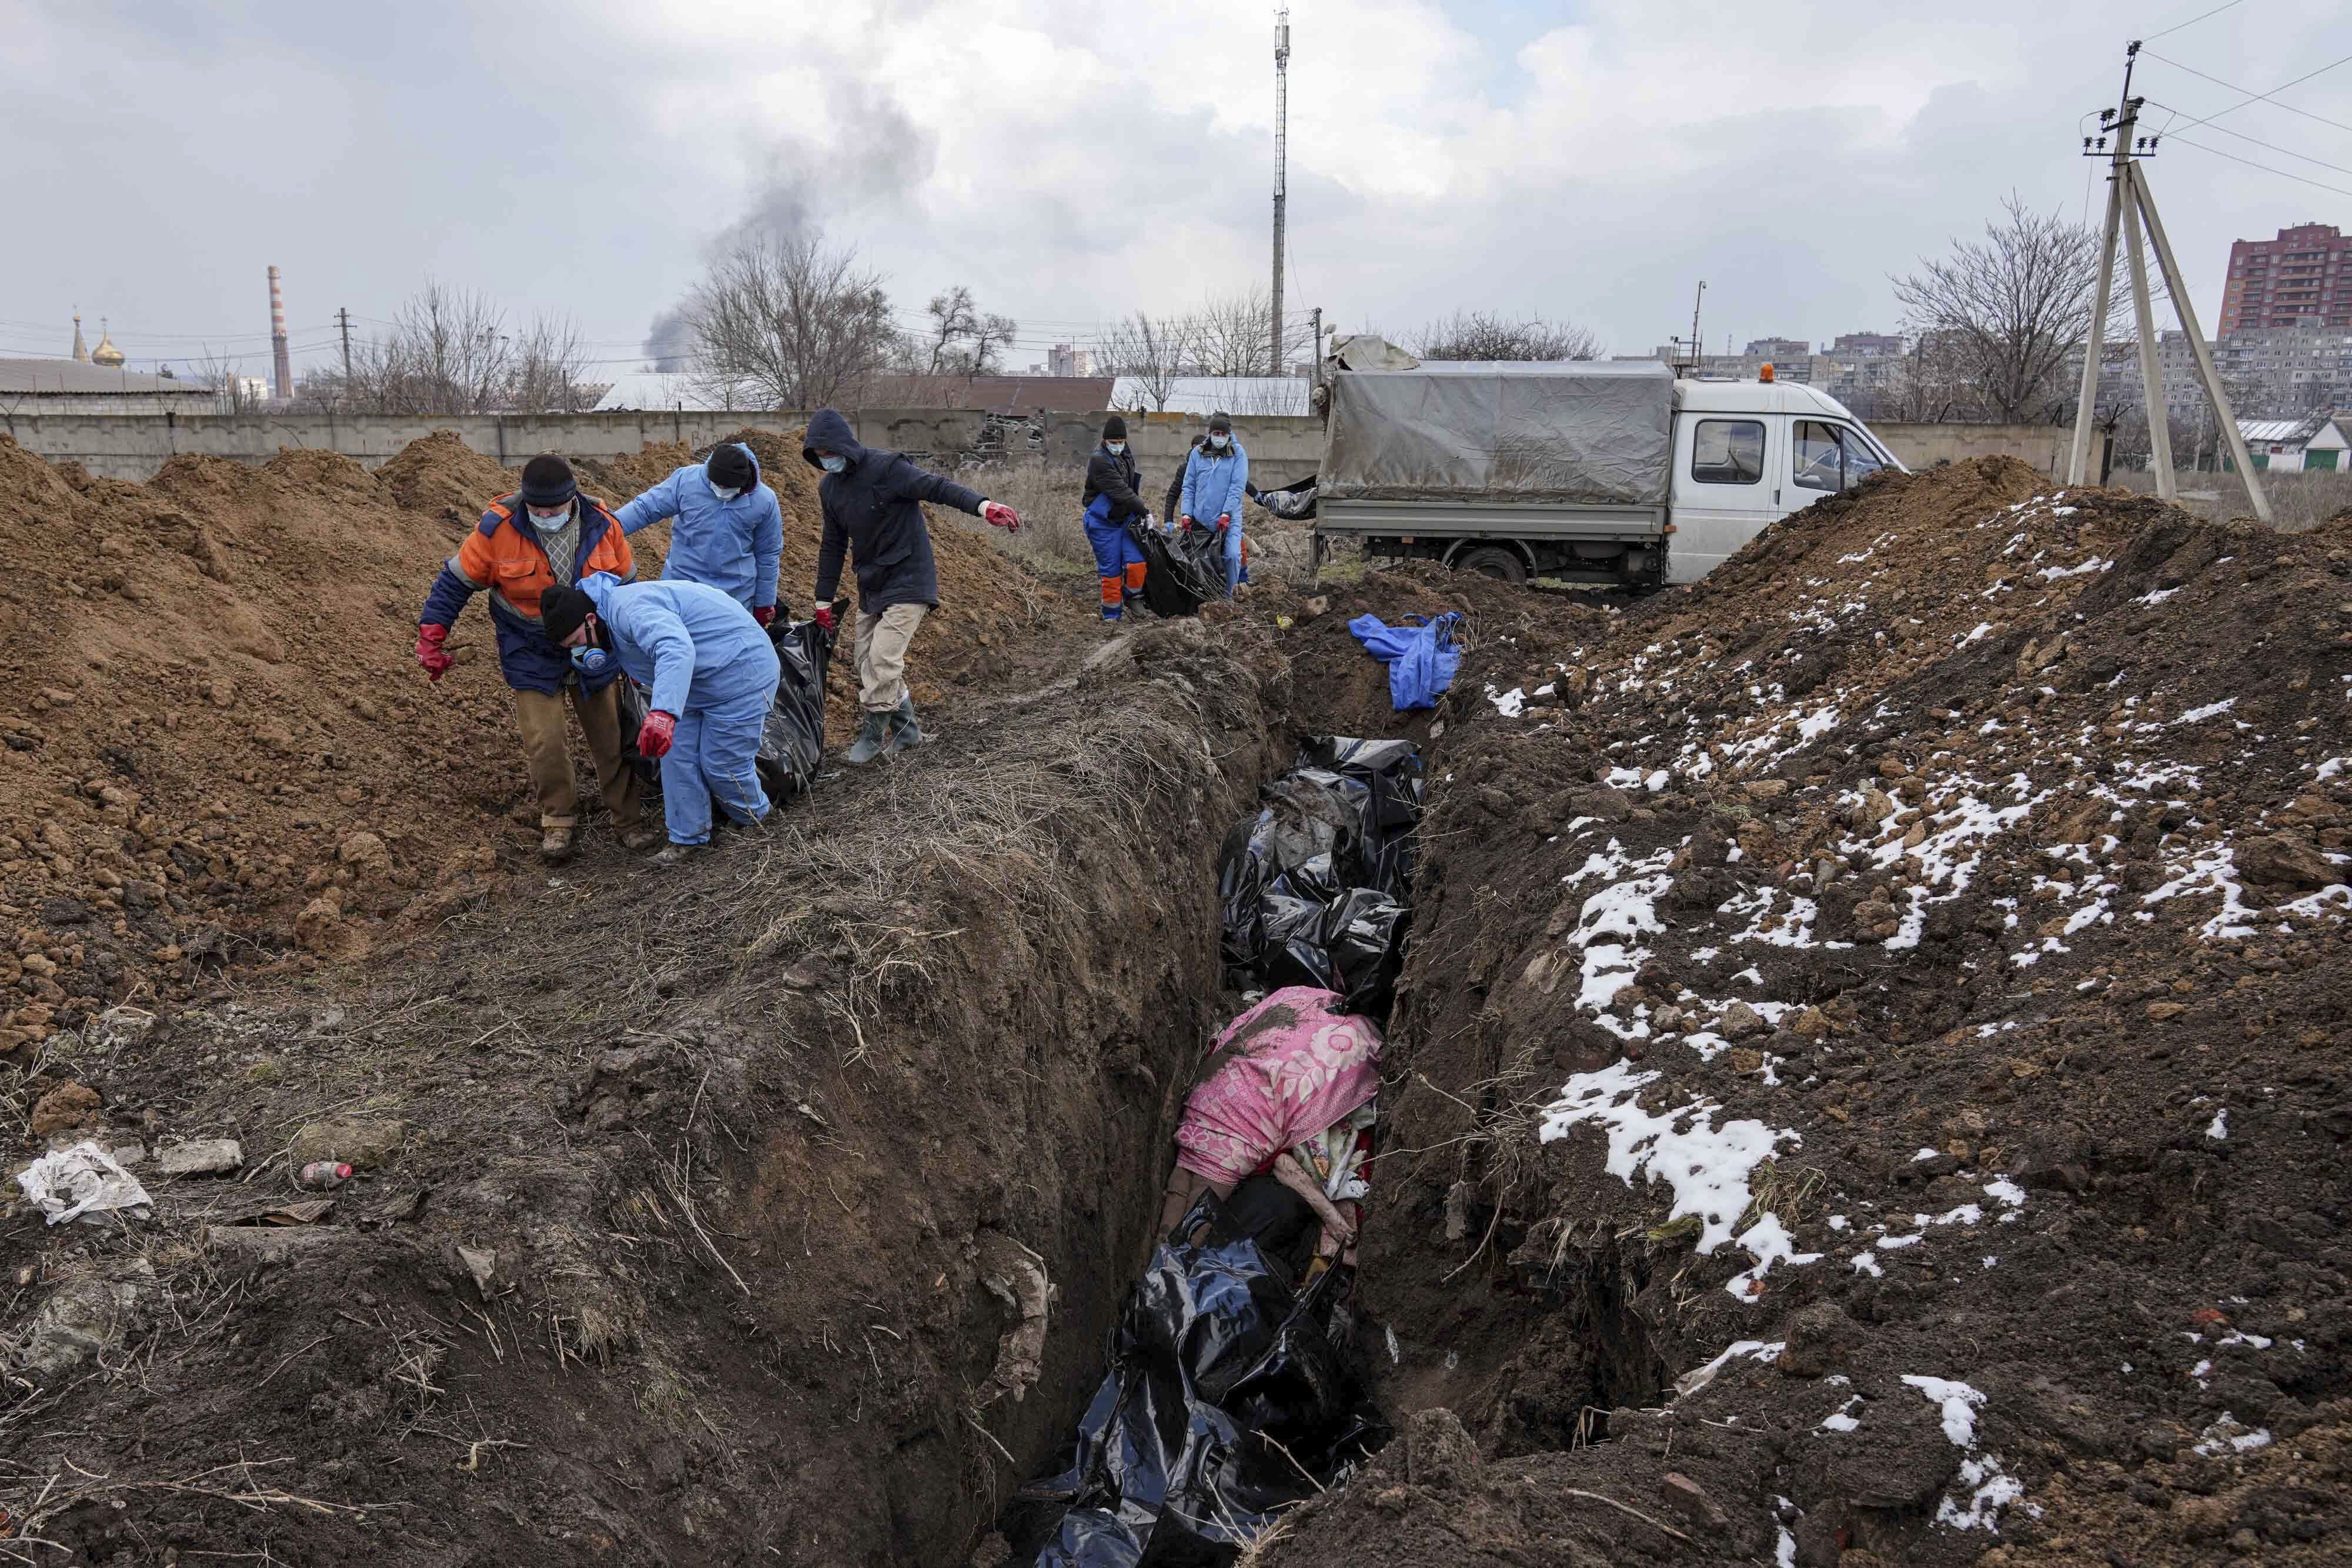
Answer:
1541, 1062, 1802, 1294
2208, 1109, 2229, 1141
1486, 685, 1526, 718
1911, 1146, 1941, 1163
1818, 1396, 1863, 1433
2175, 698, 2237, 726
1672, 1337, 1786, 1399
2193, 1415, 2273, 1457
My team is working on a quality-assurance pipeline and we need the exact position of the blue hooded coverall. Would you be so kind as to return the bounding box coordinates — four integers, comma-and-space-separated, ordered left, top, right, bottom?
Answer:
579, 573, 781, 847
1180, 439, 1250, 594
613, 443, 786, 613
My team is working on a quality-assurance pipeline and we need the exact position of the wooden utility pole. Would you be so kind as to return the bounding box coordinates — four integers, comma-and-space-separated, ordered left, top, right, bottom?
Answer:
2067, 42, 2270, 522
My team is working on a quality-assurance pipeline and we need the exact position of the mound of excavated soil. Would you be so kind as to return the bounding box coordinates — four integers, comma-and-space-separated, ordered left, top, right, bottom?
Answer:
0, 437, 533, 1044
1259, 457, 2352, 1566
0, 615, 1292, 1567
0, 425, 1085, 1044
372, 428, 514, 524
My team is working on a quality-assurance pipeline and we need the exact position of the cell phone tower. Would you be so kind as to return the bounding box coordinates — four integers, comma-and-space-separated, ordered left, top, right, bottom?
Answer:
1271, 7, 1289, 376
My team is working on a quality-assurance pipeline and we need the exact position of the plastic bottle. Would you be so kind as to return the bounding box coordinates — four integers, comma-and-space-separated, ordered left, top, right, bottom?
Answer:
298, 1161, 353, 1189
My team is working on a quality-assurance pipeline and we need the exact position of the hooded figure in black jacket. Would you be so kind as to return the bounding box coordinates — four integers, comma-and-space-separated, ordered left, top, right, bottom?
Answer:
1081, 414, 1154, 621
803, 408, 1023, 763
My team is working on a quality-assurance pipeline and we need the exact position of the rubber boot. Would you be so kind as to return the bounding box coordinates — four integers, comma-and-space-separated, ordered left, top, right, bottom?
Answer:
885, 693, 927, 754
845, 710, 890, 765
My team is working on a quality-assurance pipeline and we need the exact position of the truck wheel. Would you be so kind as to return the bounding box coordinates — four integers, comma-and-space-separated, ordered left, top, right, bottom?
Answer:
1455, 546, 1529, 584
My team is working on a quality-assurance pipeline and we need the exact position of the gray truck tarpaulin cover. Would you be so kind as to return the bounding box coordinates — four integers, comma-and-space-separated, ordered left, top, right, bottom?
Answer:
1320, 359, 1675, 507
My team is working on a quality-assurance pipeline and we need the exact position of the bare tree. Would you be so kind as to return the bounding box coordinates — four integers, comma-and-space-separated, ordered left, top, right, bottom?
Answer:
922, 286, 977, 373
189, 348, 266, 413
1192, 288, 1275, 379
1410, 310, 1602, 362
968, 311, 1017, 376
918, 285, 1017, 376
1890, 195, 2119, 423
1105, 312, 1195, 412
509, 313, 598, 413
680, 229, 897, 409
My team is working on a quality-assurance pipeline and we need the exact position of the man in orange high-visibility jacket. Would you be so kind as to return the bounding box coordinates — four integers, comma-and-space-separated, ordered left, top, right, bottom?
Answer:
415, 453, 656, 863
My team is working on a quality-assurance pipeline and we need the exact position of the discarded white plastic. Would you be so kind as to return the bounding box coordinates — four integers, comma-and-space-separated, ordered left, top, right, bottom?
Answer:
16, 1141, 155, 1226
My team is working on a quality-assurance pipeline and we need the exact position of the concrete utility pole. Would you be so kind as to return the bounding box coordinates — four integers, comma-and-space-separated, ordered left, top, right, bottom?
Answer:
1271, 8, 1290, 376
337, 307, 355, 380
2067, 41, 2271, 521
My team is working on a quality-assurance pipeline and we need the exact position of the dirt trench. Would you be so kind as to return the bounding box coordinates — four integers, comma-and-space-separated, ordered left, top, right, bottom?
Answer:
0, 615, 1372, 1566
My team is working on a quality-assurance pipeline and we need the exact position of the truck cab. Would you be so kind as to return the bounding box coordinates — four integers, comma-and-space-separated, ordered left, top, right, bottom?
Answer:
1311, 357, 1905, 589
1666, 377, 1902, 581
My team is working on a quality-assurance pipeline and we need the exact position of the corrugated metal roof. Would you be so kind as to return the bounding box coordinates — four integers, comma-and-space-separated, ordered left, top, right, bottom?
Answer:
2238, 415, 2324, 444
1110, 376, 1312, 416
0, 357, 211, 395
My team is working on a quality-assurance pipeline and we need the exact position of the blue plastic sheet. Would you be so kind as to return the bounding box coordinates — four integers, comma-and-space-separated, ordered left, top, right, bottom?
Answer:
1347, 612, 1463, 711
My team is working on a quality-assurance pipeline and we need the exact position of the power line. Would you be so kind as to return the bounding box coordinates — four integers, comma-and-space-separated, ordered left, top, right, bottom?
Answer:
2145, 0, 2248, 42
2146, 100, 2352, 175
2164, 133, 2352, 197
2141, 48, 2352, 135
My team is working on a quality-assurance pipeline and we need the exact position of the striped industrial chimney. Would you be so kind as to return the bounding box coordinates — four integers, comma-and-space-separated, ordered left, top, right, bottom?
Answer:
268, 265, 292, 403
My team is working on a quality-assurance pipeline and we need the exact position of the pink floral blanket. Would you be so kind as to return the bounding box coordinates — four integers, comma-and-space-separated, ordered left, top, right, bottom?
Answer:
1173, 988, 1384, 1184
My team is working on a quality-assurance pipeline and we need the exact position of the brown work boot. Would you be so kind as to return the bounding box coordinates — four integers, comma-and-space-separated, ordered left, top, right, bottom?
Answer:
540, 825, 577, 864
618, 825, 660, 852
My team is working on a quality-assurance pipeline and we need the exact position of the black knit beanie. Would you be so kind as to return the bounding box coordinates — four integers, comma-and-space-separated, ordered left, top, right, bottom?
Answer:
539, 584, 595, 643
1207, 410, 1232, 434
706, 444, 755, 490
1102, 414, 1128, 442
520, 453, 578, 509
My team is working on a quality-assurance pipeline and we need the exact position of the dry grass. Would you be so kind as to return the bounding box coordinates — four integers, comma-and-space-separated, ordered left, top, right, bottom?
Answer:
962, 460, 1097, 576
614, 680, 1215, 1031
2109, 466, 2352, 530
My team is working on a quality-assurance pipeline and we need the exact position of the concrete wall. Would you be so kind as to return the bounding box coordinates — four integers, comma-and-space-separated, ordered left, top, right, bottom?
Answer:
1, 407, 1331, 489
1871, 422, 2094, 477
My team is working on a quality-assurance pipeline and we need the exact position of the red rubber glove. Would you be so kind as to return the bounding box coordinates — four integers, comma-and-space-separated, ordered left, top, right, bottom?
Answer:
980, 500, 1022, 534
813, 606, 837, 636
637, 710, 677, 760
415, 623, 454, 681
1216, 514, 1232, 533
752, 605, 776, 627
1179, 514, 1197, 532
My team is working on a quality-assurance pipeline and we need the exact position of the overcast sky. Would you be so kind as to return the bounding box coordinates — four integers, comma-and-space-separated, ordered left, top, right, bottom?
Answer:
6, 0, 2349, 381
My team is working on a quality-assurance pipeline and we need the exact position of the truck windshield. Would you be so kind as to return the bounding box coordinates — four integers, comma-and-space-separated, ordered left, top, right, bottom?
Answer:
1793, 421, 1888, 492
1691, 419, 1765, 484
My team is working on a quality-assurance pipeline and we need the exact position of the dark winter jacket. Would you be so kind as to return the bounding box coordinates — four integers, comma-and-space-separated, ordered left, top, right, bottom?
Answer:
1083, 444, 1150, 524
803, 407, 986, 611
419, 495, 634, 696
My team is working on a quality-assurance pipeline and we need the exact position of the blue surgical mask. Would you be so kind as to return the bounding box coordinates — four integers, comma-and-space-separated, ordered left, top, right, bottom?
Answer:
529, 504, 571, 530
1106, 442, 1126, 454
570, 644, 609, 677
820, 454, 848, 474
1208, 434, 1230, 450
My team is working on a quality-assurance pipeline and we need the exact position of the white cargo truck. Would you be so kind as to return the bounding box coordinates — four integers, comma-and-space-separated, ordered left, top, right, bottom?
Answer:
1312, 356, 1906, 588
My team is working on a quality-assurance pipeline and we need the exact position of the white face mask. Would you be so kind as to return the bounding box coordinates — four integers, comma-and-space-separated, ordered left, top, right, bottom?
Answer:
1208, 434, 1230, 451
711, 483, 741, 501
820, 454, 848, 473
528, 506, 570, 530
1105, 442, 1126, 455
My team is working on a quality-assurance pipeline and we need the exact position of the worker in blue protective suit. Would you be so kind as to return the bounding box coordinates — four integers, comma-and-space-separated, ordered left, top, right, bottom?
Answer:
539, 573, 781, 864
612, 442, 786, 620
1177, 410, 1250, 596
1081, 414, 1153, 621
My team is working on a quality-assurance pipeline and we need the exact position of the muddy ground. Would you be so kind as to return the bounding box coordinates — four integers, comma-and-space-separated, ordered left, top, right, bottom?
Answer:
1252, 460, 2352, 1567
9, 439, 2351, 1567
